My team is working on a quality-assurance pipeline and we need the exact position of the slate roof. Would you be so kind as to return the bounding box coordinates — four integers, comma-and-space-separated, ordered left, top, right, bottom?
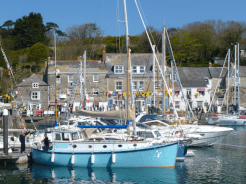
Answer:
105, 53, 164, 77
18, 74, 48, 86
176, 67, 210, 88
48, 60, 107, 73
208, 67, 228, 78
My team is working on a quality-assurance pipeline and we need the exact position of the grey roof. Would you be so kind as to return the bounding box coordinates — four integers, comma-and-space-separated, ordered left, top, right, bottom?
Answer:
48, 60, 107, 73
105, 53, 163, 77
208, 67, 228, 78
18, 74, 48, 86
176, 67, 210, 88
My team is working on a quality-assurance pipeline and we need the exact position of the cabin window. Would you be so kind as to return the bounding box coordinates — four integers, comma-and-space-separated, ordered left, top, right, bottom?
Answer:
118, 145, 122, 147
137, 131, 154, 138
103, 145, 107, 148
133, 144, 137, 147
55, 133, 61, 140
62, 133, 70, 141
154, 131, 161, 138
71, 132, 79, 140
88, 145, 92, 148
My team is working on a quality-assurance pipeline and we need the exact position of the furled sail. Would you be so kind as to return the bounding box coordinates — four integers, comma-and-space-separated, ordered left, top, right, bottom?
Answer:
76, 105, 135, 121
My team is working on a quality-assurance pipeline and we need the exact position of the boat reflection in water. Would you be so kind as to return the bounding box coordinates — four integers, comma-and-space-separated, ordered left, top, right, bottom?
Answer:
31, 164, 179, 183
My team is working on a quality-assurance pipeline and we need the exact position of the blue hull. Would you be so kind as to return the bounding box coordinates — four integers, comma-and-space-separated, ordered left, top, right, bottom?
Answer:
176, 142, 187, 161
32, 142, 178, 168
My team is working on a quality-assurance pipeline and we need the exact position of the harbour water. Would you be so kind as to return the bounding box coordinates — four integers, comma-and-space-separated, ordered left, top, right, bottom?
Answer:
0, 126, 245, 184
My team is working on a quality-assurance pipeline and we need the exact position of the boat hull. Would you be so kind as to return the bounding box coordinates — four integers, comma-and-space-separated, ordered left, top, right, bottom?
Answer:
32, 142, 178, 168
207, 116, 246, 126
176, 142, 187, 161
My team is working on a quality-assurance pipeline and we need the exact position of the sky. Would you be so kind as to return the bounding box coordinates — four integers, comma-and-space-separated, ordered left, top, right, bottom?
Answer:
1, 0, 246, 37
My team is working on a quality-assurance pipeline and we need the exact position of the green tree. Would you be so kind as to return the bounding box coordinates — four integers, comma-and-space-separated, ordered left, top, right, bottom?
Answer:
12, 12, 47, 50
27, 42, 48, 72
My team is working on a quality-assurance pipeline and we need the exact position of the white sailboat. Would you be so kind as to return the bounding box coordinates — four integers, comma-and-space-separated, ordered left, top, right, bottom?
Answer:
207, 43, 246, 126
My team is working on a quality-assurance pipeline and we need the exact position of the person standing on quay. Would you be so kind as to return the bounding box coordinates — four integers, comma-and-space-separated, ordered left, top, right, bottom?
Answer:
19, 131, 25, 153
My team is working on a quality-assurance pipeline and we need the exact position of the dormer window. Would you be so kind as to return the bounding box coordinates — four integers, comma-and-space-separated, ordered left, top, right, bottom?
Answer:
132, 66, 145, 74
32, 83, 39, 88
114, 66, 124, 74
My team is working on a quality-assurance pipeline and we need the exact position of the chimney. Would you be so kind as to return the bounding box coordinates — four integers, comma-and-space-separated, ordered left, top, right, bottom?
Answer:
102, 46, 105, 63
209, 61, 212, 67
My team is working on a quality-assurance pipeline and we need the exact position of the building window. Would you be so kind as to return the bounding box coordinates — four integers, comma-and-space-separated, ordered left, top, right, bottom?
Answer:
115, 81, 123, 91
67, 88, 72, 95
133, 81, 138, 91
155, 81, 160, 90
93, 75, 99, 82
197, 101, 203, 107
93, 88, 99, 95
57, 88, 61, 95
175, 101, 180, 108
68, 75, 73, 82
132, 66, 145, 74
140, 66, 145, 73
32, 83, 39, 88
31, 91, 40, 100
139, 81, 144, 91
199, 91, 205, 96
56, 75, 61, 83
114, 66, 124, 74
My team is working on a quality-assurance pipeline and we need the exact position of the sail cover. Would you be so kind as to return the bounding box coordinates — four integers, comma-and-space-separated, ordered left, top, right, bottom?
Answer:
76, 105, 135, 121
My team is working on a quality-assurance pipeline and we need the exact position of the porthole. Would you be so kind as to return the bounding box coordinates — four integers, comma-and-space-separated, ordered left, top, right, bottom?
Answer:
103, 145, 107, 148
133, 144, 137, 147
200, 134, 205, 136
118, 144, 122, 147
88, 145, 92, 148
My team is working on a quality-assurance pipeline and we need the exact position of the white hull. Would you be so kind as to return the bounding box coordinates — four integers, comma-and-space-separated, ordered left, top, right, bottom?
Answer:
206, 115, 246, 126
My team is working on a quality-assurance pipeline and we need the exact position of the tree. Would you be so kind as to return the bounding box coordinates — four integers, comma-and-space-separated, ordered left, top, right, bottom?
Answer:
27, 42, 48, 72
12, 12, 47, 50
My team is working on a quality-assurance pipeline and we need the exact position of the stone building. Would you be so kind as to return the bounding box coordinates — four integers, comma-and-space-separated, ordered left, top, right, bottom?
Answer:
46, 58, 108, 112
104, 52, 168, 112
15, 73, 49, 110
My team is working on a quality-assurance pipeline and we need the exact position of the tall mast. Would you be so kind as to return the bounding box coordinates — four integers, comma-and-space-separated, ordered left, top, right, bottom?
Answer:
153, 45, 156, 108
234, 44, 237, 106
83, 51, 86, 108
54, 29, 57, 123
237, 43, 240, 111
123, 0, 130, 117
162, 26, 166, 115
227, 49, 230, 115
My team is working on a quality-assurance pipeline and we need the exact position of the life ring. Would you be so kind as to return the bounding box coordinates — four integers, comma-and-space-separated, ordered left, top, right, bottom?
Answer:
175, 130, 183, 138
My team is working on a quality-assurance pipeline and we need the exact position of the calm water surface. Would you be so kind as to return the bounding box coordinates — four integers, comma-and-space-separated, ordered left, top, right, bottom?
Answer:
0, 126, 245, 184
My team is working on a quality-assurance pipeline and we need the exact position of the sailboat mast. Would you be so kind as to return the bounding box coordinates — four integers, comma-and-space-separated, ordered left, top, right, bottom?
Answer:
123, 0, 130, 119
234, 44, 237, 106
54, 29, 57, 122
237, 43, 240, 112
227, 49, 230, 115
162, 26, 166, 115
153, 45, 156, 108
